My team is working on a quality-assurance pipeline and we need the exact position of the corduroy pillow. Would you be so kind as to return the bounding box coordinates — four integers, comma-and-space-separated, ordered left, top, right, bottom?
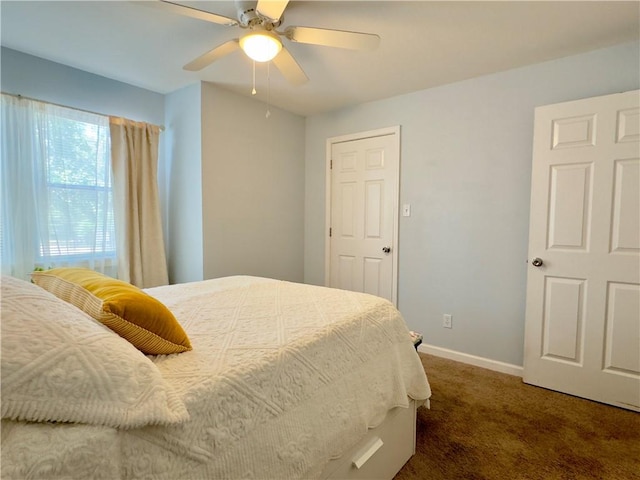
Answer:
31, 268, 192, 355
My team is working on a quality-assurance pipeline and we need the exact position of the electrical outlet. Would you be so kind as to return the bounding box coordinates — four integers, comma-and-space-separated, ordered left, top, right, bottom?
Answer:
443, 314, 453, 329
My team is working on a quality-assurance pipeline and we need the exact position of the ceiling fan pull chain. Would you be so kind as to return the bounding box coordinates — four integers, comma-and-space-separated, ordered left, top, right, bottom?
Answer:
266, 61, 271, 118
252, 60, 257, 95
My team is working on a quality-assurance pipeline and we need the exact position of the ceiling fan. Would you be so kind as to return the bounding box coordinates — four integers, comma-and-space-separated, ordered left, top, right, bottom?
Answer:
150, 0, 381, 85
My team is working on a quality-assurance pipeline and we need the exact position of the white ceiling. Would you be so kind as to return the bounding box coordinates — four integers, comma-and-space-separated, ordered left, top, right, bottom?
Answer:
2, 1, 639, 116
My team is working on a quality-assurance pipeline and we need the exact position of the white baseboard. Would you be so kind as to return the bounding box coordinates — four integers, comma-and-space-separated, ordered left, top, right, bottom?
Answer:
417, 343, 523, 377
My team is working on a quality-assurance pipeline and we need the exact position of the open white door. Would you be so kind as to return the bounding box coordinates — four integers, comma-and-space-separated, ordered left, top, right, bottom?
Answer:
523, 90, 640, 411
326, 127, 400, 304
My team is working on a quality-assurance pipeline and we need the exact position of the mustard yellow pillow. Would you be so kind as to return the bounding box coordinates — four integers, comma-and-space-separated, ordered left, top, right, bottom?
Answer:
31, 268, 192, 355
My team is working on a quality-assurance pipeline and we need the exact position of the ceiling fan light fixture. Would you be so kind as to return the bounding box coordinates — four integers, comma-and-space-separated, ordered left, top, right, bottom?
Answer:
240, 30, 282, 62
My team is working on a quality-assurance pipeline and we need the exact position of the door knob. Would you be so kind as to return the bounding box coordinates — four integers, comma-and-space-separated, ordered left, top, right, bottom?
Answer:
531, 257, 543, 267
382, 246, 391, 254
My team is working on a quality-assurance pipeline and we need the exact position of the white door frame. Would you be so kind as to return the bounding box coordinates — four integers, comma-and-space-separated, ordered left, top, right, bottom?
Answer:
324, 126, 401, 305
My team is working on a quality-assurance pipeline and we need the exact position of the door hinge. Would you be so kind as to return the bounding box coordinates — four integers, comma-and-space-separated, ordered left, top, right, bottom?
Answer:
329, 227, 332, 237
330, 159, 333, 169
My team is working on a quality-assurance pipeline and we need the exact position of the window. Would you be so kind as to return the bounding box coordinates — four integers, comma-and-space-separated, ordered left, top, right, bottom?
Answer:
39, 107, 115, 260
1, 94, 116, 279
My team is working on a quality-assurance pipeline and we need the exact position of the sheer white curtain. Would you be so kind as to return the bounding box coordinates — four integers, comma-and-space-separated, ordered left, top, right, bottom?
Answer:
1, 94, 116, 281
109, 117, 168, 288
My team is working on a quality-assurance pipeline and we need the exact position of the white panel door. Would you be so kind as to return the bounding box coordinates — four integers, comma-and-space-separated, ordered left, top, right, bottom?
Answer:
523, 90, 640, 411
328, 130, 399, 303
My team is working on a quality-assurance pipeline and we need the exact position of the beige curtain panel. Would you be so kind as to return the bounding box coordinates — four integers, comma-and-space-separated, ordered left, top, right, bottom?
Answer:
109, 117, 169, 288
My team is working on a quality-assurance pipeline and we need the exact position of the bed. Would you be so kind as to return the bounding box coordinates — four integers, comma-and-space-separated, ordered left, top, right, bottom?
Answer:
1, 271, 431, 479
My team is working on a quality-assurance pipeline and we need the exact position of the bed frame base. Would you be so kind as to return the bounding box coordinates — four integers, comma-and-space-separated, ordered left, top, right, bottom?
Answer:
320, 400, 417, 480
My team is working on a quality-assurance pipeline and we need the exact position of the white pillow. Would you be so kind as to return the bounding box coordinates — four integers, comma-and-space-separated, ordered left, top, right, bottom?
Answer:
1, 275, 189, 429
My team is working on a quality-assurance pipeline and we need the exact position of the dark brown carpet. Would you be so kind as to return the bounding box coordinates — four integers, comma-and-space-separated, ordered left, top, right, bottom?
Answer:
395, 353, 640, 480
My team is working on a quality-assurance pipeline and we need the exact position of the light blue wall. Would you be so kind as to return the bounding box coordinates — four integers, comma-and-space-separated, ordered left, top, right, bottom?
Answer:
164, 82, 305, 284
304, 41, 640, 367
164, 83, 204, 284
1, 48, 164, 125
200, 83, 305, 283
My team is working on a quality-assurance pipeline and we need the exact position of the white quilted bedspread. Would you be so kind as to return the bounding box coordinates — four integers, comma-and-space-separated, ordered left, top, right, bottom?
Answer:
2, 276, 431, 479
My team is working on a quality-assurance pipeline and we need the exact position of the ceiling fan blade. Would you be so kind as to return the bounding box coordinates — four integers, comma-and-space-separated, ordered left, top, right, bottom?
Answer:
150, 1, 238, 26
285, 26, 380, 51
272, 47, 308, 86
256, 0, 289, 22
183, 40, 240, 71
